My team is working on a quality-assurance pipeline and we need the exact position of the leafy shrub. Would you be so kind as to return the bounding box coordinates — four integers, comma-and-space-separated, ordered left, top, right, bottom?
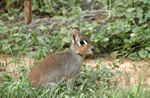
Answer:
0, 0, 150, 59
83, 0, 150, 59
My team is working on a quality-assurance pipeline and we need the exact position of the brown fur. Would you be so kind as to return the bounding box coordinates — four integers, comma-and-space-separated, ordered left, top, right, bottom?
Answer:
28, 29, 95, 89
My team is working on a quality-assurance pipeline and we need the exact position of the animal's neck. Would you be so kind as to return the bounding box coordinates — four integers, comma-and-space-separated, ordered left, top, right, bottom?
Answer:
69, 43, 76, 53
69, 43, 84, 59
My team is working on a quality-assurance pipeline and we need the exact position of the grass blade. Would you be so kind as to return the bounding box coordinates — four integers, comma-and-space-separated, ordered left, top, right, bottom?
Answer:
21, 33, 31, 51
135, 76, 142, 98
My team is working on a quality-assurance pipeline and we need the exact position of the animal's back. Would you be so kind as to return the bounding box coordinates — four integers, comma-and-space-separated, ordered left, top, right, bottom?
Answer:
28, 52, 80, 88
29, 53, 66, 87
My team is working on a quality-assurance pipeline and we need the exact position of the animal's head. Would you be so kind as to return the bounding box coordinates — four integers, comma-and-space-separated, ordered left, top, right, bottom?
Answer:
71, 29, 95, 54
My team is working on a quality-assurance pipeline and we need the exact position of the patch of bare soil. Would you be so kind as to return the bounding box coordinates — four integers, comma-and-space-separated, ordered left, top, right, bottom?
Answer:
0, 55, 150, 88
0, 55, 35, 79
85, 57, 150, 88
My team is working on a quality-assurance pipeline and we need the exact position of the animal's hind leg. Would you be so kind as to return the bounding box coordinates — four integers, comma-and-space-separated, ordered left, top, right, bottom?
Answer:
67, 78, 75, 89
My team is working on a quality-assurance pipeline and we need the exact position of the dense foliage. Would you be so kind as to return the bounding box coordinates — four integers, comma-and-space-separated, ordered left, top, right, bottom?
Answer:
0, 0, 150, 59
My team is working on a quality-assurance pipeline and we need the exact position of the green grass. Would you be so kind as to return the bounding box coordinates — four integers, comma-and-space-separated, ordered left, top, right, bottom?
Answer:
0, 56, 150, 98
0, 73, 150, 98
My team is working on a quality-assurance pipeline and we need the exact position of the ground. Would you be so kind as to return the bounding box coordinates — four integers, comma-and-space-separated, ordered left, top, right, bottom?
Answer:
0, 55, 150, 88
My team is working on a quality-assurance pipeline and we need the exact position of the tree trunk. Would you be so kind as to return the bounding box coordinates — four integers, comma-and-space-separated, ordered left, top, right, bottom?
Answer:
24, 0, 32, 25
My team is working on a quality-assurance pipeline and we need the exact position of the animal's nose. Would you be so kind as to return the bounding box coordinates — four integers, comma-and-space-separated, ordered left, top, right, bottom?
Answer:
91, 46, 95, 52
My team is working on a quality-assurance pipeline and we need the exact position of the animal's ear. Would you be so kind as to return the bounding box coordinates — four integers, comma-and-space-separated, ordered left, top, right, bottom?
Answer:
71, 29, 79, 43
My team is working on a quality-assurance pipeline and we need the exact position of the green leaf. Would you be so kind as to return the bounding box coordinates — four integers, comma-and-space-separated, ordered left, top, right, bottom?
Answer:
102, 38, 109, 42
115, 70, 122, 75
110, 51, 119, 59
62, 37, 70, 43
138, 50, 148, 58
21, 33, 31, 51
145, 10, 150, 18
142, 24, 148, 28
136, 7, 143, 13
37, 38, 48, 47
125, 13, 132, 18
145, 47, 150, 51
95, 48, 100, 53
113, 62, 120, 68
126, 8, 135, 13
24, 68, 30, 72
13, 67, 24, 72
37, 50, 46, 60
45, 9, 52, 13
132, 27, 141, 33
3, 74, 12, 82
0, 27, 8, 34
135, 76, 142, 98
0, 20, 4, 25
60, 27, 68, 35
136, 12, 143, 19
139, 18, 146, 24
86, 66, 92, 72
130, 33, 137, 37
12, 44, 20, 50
26, 51, 38, 58
128, 52, 139, 60
90, 73, 97, 80
8, 16, 14, 20
7, 61, 16, 66
38, 25, 47, 30
12, 33, 18, 36
2, 44, 11, 51
102, 67, 111, 74
148, 53, 150, 58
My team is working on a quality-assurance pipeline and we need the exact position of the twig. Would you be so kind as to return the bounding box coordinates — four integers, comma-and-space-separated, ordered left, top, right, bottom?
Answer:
91, 0, 97, 10
100, 0, 112, 22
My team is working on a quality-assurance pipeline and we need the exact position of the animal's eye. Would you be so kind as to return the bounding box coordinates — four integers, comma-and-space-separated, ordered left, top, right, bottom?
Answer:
80, 40, 85, 46
78, 40, 87, 46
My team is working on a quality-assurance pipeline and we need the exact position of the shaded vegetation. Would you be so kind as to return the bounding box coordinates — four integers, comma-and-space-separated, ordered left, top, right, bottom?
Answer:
0, 0, 150, 59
